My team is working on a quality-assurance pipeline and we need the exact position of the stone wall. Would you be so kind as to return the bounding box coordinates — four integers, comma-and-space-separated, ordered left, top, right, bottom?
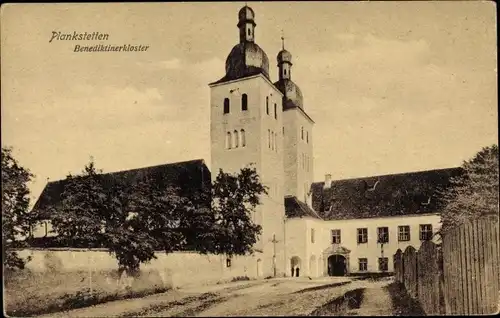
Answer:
16, 248, 261, 289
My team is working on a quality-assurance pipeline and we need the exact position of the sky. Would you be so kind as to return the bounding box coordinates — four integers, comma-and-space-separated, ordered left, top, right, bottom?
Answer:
1, 1, 497, 205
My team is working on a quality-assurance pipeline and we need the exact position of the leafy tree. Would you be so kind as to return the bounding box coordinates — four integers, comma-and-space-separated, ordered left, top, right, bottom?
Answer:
115, 179, 189, 274
207, 166, 266, 257
2, 147, 35, 269
49, 160, 267, 273
50, 159, 108, 248
440, 144, 499, 232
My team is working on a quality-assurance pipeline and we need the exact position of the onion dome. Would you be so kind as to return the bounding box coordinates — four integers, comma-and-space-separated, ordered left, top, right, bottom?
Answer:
274, 79, 304, 110
277, 49, 292, 65
238, 5, 255, 24
225, 42, 270, 81
213, 5, 270, 84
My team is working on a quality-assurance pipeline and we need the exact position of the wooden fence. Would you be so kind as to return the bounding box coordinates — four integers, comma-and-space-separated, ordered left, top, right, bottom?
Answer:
394, 218, 499, 315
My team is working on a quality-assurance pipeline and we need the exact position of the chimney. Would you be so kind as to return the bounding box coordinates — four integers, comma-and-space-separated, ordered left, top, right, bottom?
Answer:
324, 174, 332, 189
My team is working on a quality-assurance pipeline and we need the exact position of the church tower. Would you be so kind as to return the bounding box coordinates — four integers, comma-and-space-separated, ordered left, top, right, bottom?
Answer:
274, 38, 315, 205
209, 5, 286, 278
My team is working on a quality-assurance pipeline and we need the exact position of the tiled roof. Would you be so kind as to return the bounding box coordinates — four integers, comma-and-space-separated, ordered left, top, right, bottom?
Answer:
284, 196, 323, 219
311, 167, 463, 221
32, 159, 211, 219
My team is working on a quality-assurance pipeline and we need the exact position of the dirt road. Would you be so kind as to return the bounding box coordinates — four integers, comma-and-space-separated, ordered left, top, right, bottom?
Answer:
38, 276, 395, 317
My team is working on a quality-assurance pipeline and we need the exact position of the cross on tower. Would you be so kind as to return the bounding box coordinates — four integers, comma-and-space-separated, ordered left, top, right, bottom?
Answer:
281, 29, 285, 50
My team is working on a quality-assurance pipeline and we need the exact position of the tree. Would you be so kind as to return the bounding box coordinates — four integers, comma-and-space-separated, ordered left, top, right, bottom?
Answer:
49, 159, 267, 274
50, 159, 108, 248
440, 144, 499, 232
207, 166, 266, 257
2, 147, 35, 269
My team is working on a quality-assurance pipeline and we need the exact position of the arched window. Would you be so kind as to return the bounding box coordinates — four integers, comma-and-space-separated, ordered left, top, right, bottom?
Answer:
240, 129, 246, 147
242, 94, 248, 111
233, 130, 239, 148
226, 132, 232, 149
301, 126, 304, 140
224, 98, 230, 114
306, 131, 309, 143
274, 103, 277, 119
266, 96, 269, 115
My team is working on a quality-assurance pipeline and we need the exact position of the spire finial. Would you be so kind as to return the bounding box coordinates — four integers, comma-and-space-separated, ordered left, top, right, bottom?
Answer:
281, 29, 285, 50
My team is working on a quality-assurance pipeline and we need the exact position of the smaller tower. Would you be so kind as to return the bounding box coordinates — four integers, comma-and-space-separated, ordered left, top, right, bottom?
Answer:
275, 37, 314, 202
238, 5, 256, 43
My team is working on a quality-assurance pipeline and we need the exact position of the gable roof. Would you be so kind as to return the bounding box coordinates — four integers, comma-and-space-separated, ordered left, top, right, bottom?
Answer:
33, 159, 211, 218
284, 196, 322, 220
311, 167, 463, 221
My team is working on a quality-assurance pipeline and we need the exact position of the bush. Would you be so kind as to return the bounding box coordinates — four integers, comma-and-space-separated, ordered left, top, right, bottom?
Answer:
231, 275, 250, 282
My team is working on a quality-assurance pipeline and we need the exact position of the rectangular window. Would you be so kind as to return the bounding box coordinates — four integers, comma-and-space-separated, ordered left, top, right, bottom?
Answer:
271, 130, 274, 150
358, 258, 368, 271
241, 94, 248, 111
274, 103, 277, 119
398, 225, 411, 241
378, 257, 389, 271
357, 228, 368, 244
311, 228, 315, 244
420, 224, 433, 241
226, 258, 232, 268
268, 129, 270, 149
377, 227, 389, 243
223, 98, 230, 114
331, 229, 341, 244
275, 132, 278, 152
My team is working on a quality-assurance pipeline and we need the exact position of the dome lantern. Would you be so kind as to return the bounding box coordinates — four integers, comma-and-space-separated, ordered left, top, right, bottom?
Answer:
274, 35, 304, 110
277, 34, 293, 80
237, 5, 256, 43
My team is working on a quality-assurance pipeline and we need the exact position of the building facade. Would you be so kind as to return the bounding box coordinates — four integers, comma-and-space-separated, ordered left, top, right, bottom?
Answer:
30, 5, 464, 280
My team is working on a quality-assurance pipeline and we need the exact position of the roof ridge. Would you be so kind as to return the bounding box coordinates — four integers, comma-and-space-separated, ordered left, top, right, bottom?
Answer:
312, 166, 462, 184
45, 159, 207, 185
100, 158, 206, 177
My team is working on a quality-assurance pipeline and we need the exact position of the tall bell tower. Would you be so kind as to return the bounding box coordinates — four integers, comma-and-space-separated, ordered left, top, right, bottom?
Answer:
208, 5, 287, 278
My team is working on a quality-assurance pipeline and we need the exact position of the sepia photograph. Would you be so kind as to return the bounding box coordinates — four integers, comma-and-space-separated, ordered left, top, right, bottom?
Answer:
1, 1, 498, 316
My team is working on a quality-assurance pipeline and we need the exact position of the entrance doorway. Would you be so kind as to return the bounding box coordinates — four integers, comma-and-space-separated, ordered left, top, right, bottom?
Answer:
328, 255, 347, 276
290, 256, 301, 277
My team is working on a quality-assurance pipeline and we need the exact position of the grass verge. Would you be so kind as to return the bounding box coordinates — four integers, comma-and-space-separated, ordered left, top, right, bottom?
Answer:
309, 288, 365, 316
4, 269, 171, 317
5, 286, 171, 317
384, 282, 426, 316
